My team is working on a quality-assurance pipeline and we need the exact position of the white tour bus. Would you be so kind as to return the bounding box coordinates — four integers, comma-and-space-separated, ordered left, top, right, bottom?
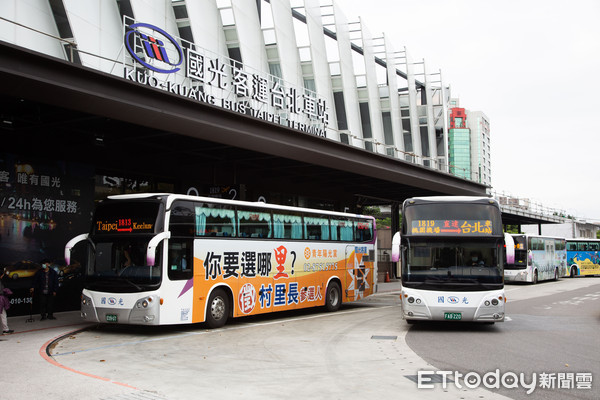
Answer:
504, 234, 567, 283
65, 193, 377, 328
391, 196, 514, 323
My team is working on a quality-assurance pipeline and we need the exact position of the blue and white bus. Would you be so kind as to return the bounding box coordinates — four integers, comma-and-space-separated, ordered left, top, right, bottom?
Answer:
391, 196, 514, 323
566, 238, 600, 277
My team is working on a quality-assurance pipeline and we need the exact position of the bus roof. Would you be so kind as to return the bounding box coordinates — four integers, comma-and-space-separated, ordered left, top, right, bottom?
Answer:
404, 196, 498, 206
105, 193, 375, 221
511, 233, 566, 240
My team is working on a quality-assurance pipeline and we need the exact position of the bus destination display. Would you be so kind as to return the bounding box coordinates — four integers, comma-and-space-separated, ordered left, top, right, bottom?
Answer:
410, 219, 493, 236
95, 218, 154, 234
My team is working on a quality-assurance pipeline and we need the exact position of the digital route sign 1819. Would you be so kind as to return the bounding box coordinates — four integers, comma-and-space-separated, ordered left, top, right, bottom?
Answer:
410, 220, 493, 236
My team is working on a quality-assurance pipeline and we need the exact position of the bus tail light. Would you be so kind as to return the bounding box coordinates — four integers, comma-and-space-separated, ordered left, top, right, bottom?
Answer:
160, 298, 164, 305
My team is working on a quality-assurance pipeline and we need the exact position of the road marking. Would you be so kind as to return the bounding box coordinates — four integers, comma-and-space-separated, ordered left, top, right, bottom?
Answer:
40, 331, 138, 390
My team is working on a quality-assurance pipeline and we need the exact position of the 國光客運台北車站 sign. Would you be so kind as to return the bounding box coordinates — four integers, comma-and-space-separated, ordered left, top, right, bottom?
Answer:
123, 20, 328, 137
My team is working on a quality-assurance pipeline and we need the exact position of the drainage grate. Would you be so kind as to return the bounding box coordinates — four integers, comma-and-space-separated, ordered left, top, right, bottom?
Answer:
370, 335, 398, 340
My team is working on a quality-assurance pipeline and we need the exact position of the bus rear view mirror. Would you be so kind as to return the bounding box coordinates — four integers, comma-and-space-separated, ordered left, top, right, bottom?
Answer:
64, 233, 89, 266
391, 232, 401, 263
504, 232, 515, 265
146, 232, 171, 266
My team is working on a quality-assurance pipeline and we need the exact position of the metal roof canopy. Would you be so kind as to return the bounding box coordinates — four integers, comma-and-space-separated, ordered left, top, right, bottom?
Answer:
0, 41, 487, 206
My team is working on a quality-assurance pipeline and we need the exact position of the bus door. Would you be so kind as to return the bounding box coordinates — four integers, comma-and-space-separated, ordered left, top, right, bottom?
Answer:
163, 238, 194, 324
344, 245, 373, 301
546, 240, 555, 278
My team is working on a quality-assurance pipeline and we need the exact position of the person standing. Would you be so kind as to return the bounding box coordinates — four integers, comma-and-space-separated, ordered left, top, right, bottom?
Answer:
30, 259, 59, 320
1, 268, 14, 334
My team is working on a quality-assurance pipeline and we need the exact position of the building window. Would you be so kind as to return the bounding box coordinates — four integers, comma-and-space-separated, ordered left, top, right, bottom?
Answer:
333, 92, 348, 131
359, 103, 373, 151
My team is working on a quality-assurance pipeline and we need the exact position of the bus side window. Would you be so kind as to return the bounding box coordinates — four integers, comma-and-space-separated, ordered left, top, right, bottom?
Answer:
168, 240, 193, 281
195, 204, 236, 237
273, 212, 303, 239
567, 242, 577, 251
354, 219, 373, 242
331, 218, 353, 241
238, 209, 272, 238
304, 216, 330, 240
170, 201, 195, 236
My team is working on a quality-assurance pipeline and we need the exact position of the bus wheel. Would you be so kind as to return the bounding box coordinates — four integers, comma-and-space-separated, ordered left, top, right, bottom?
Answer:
206, 288, 229, 329
532, 270, 538, 284
325, 282, 342, 312
570, 267, 576, 278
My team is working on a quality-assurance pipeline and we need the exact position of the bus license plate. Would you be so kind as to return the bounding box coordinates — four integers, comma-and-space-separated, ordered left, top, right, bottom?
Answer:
106, 314, 118, 323
444, 312, 462, 321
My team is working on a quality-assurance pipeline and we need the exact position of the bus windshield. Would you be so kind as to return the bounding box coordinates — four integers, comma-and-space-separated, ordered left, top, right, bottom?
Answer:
82, 199, 165, 292
84, 238, 162, 292
402, 238, 504, 290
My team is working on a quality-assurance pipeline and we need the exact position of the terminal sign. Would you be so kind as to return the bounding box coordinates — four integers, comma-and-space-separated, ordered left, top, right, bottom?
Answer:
411, 220, 493, 236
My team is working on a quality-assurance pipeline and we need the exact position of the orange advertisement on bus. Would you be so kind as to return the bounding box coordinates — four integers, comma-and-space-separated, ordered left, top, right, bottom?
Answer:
190, 240, 374, 322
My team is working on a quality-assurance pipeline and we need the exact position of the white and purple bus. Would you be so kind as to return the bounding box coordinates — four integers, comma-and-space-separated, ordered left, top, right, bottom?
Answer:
391, 196, 514, 323
504, 234, 567, 283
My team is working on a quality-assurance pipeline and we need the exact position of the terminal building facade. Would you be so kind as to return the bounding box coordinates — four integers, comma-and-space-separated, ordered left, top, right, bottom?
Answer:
2, 0, 459, 171
0, 0, 489, 314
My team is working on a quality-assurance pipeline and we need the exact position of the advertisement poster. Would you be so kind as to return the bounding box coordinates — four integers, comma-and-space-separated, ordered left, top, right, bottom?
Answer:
0, 153, 94, 316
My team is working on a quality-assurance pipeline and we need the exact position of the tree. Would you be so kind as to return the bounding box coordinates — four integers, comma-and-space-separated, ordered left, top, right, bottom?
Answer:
504, 225, 520, 234
360, 206, 401, 229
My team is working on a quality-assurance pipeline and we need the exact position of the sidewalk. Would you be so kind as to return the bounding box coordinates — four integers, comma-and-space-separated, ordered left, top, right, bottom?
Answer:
0, 310, 137, 400
2, 309, 89, 337
376, 279, 402, 294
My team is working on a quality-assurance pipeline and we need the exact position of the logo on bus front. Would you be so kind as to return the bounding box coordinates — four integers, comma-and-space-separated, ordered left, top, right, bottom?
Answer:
125, 22, 183, 73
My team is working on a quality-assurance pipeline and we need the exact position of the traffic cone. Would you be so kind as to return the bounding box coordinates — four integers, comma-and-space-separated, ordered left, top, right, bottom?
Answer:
385, 271, 390, 282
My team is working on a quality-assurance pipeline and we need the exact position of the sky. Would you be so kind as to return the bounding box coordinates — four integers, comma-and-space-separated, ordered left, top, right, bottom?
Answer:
335, 0, 600, 221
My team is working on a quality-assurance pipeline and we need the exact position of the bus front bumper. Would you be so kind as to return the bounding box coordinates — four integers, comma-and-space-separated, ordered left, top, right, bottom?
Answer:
504, 269, 529, 282
401, 289, 505, 322
81, 290, 161, 325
